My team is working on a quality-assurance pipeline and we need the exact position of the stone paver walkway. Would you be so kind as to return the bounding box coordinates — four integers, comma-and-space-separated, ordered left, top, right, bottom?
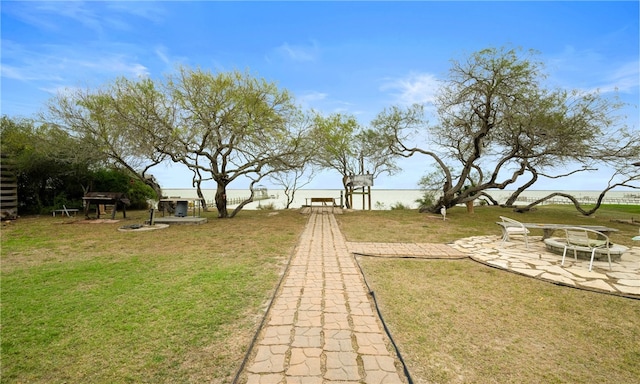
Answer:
243, 212, 406, 383
241, 214, 639, 383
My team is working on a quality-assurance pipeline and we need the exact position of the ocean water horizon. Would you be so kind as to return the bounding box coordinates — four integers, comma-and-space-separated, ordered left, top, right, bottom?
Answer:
162, 188, 640, 210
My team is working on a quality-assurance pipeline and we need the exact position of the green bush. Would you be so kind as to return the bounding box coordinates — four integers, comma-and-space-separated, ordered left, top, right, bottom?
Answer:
90, 169, 155, 210
257, 202, 276, 210
127, 181, 156, 210
390, 202, 410, 210
374, 201, 386, 210
415, 191, 436, 210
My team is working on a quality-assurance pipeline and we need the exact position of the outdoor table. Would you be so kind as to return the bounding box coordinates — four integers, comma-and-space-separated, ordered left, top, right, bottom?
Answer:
83, 192, 130, 219
496, 222, 619, 240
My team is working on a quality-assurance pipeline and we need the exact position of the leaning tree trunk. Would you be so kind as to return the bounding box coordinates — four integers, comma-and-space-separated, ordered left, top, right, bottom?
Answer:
195, 180, 208, 212
143, 176, 163, 201
511, 192, 600, 215
505, 172, 538, 206
477, 191, 499, 205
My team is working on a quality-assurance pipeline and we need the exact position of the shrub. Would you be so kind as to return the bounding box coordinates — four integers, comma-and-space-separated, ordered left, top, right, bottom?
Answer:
390, 202, 410, 210
375, 201, 386, 210
257, 202, 276, 210
415, 191, 436, 210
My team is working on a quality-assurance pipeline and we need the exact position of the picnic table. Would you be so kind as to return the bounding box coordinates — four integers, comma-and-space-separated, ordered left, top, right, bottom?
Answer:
83, 192, 130, 219
306, 197, 338, 213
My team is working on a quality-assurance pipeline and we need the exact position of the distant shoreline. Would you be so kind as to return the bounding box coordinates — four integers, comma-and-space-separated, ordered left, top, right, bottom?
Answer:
161, 188, 640, 210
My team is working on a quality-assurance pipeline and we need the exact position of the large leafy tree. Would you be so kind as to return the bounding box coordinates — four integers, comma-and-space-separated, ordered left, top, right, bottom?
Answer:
312, 112, 398, 208
373, 47, 639, 214
162, 68, 314, 217
45, 80, 165, 199
46, 67, 314, 218
0, 116, 96, 213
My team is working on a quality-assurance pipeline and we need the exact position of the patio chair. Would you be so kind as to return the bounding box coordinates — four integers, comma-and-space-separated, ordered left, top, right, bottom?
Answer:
499, 216, 529, 248
561, 227, 612, 272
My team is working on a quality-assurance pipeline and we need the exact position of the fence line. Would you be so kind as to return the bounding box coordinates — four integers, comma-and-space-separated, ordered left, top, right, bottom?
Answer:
514, 195, 640, 205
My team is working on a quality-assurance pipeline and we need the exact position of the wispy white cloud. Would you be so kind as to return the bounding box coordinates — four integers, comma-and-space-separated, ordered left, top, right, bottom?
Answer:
106, 2, 166, 24
3, 1, 165, 36
77, 55, 149, 78
154, 45, 191, 71
295, 91, 363, 117
547, 46, 639, 95
601, 60, 640, 94
155, 46, 171, 65
39, 85, 83, 97
299, 91, 327, 103
1, 41, 149, 87
276, 41, 319, 62
297, 90, 327, 110
380, 72, 440, 106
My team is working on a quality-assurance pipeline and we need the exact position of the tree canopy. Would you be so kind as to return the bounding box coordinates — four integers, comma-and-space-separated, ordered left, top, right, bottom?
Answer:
0, 116, 155, 213
372, 47, 639, 213
46, 67, 315, 217
8, 48, 637, 216
311, 112, 398, 208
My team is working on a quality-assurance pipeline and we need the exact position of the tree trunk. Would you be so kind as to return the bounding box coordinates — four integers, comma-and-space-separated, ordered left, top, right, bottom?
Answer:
466, 200, 475, 214
509, 191, 606, 216
343, 186, 352, 209
195, 181, 208, 212
215, 182, 228, 218
505, 169, 538, 206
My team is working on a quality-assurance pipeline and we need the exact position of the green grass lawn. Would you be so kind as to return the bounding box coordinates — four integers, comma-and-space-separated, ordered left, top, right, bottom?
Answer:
2, 204, 639, 383
1, 209, 307, 383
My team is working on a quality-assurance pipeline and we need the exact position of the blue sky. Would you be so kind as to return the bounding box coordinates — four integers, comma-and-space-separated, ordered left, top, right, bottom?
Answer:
2, 1, 638, 191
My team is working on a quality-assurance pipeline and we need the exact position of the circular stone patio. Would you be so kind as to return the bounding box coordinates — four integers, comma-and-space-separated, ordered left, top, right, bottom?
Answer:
347, 237, 640, 299
450, 235, 640, 298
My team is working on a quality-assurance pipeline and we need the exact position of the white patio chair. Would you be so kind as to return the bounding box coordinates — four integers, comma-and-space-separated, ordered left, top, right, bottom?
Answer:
499, 216, 529, 248
561, 227, 612, 272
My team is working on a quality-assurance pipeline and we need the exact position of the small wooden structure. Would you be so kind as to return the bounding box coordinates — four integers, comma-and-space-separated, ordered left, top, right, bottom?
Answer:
83, 192, 130, 219
0, 154, 18, 220
158, 197, 203, 217
345, 173, 373, 210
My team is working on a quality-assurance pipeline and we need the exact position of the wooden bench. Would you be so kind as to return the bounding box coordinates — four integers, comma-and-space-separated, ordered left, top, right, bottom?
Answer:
52, 207, 79, 217
308, 197, 337, 213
